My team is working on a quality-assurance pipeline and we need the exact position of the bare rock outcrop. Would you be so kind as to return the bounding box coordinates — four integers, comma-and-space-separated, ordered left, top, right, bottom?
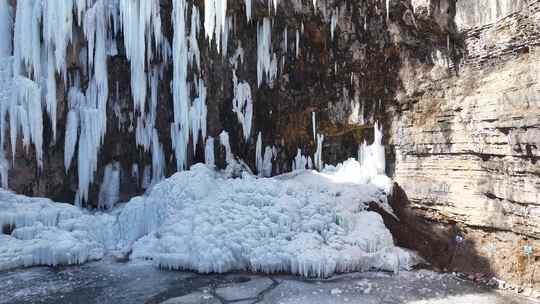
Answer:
388, 0, 540, 288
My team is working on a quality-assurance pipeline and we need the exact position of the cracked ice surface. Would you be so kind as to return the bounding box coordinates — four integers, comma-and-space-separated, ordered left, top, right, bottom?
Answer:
214, 277, 275, 301
0, 262, 536, 304
1, 159, 414, 277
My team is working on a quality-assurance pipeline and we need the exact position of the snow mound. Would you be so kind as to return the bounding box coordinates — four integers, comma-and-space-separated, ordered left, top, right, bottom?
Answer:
0, 160, 416, 277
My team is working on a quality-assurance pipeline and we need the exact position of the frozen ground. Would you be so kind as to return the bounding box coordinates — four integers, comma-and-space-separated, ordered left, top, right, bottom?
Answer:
0, 260, 536, 304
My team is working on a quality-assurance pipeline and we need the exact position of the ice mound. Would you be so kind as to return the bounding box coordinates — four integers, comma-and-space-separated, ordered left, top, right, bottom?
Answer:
0, 190, 113, 270
0, 160, 416, 277
122, 162, 411, 277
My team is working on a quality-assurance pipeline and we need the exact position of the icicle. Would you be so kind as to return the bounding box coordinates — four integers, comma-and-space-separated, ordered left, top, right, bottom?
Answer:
74, 0, 88, 26
13, 76, 43, 169
107, 33, 118, 57
190, 78, 207, 151
0, 0, 13, 57
268, 0, 279, 13
358, 122, 386, 175
119, 0, 167, 116
13, 0, 42, 80
42, 0, 74, 81
295, 30, 300, 58
151, 128, 165, 184
292, 149, 308, 171
229, 43, 244, 69
167, 1, 205, 170
257, 18, 277, 87
282, 27, 288, 52
256, 132, 263, 175
131, 163, 139, 181
232, 70, 253, 141
221, 16, 231, 56
0, 150, 8, 188
330, 9, 338, 40
68, 61, 111, 203
262, 146, 273, 177
7, 0, 47, 172
244, 0, 252, 22
77, 103, 103, 204
83, 0, 110, 115
74, 190, 82, 208
386, 0, 390, 21
135, 67, 162, 151
372, 121, 385, 174
311, 112, 316, 141
170, 123, 188, 172
98, 162, 120, 210
64, 110, 79, 172
204, 0, 215, 45
141, 165, 152, 189
45, 51, 57, 141
360, 100, 365, 125
204, 0, 227, 52
205, 137, 215, 166
188, 5, 201, 72
0, 0, 13, 156
219, 131, 233, 165
78, 2, 112, 206
364, 16, 367, 31
314, 133, 324, 170
171, 0, 190, 171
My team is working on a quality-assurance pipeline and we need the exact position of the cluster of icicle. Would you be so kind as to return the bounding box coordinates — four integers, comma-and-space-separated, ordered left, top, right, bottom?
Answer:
286, 113, 325, 172
0, 0, 202, 205
358, 121, 386, 175
0, 0, 393, 206
0, 0, 197, 205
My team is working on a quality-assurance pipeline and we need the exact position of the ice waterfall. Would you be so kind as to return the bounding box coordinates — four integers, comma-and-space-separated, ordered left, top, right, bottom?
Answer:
0, 0, 388, 205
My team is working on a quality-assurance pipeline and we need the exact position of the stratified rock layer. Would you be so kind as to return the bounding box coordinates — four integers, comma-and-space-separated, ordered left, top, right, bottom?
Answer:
388, 0, 540, 287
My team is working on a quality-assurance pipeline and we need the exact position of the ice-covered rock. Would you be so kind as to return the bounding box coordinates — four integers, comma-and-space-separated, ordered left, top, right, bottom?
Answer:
0, 190, 114, 270
0, 160, 416, 276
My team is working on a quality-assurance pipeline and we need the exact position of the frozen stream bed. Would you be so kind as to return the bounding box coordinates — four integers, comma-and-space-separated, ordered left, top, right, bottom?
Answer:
0, 260, 535, 304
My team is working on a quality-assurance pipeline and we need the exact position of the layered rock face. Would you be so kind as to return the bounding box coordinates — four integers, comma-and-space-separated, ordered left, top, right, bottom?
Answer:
388, 0, 540, 288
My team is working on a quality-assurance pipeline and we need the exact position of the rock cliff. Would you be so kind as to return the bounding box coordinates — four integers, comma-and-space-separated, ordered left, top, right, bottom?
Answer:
388, 0, 540, 289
